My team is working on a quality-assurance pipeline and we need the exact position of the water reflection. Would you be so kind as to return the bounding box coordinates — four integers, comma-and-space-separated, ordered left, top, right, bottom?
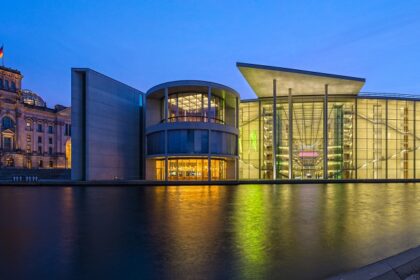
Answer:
1, 184, 420, 279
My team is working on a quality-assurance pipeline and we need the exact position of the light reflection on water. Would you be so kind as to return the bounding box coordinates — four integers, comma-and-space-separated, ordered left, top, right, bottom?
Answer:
1, 183, 420, 279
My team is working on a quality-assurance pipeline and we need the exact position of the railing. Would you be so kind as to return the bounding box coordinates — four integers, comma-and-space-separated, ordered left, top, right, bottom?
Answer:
161, 116, 225, 124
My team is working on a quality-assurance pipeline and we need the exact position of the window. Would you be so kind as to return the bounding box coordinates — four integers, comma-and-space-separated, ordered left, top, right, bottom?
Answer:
49, 161, 53, 168
168, 130, 209, 154
48, 147, 53, 155
210, 131, 237, 155
6, 157, 14, 167
38, 146, 42, 154
26, 120, 32, 129
26, 144, 31, 154
3, 137, 12, 151
0, 79, 3, 88
2, 117, 14, 131
4, 80, 9, 89
164, 92, 226, 124
64, 124, 72, 136
39, 160, 43, 168
37, 124, 43, 132
27, 134, 31, 143
48, 126, 53, 134
147, 131, 165, 155
38, 136, 42, 143
11, 81, 16, 91
49, 137, 53, 145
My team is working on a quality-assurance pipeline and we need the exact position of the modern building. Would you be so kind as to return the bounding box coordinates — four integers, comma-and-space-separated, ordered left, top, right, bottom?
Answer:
238, 62, 420, 180
71, 68, 143, 181
145, 81, 239, 181
71, 62, 420, 182
0, 66, 71, 169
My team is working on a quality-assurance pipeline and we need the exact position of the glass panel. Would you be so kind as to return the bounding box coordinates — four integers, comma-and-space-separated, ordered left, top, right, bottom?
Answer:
209, 94, 225, 124
260, 100, 273, 179
327, 99, 355, 179
276, 101, 290, 179
292, 96, 324, 179
356, 99, 387, 179
387, 100, 414, 179
147, 132, 165, 155
167, 158, 209, 181
168, 130, 209, 154
239, 101, 260, 179
210, 131, 237, 155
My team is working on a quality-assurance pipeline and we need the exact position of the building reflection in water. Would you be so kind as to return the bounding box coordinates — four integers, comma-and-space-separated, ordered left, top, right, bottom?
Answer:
147, 186, 227, 279
2, 184, 420, 279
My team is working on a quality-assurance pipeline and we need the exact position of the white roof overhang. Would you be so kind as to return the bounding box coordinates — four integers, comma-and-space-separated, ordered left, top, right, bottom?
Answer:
237, 62, 366, 97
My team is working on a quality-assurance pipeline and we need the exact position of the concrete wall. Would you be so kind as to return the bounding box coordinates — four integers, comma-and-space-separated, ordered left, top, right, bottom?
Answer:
71, 68, 143, 180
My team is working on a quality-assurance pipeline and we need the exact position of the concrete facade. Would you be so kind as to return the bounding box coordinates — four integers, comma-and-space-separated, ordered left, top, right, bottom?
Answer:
71, 68, 143, 180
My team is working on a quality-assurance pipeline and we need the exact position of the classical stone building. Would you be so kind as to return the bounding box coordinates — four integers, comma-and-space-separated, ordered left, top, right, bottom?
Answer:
0, 65, 71, 169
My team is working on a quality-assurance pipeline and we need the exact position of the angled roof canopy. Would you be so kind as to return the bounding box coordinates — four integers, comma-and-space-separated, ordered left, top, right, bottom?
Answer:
237, 62, 366, 97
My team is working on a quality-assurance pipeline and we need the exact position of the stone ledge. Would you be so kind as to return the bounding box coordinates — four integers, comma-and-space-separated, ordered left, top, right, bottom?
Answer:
329, 246, 420, 280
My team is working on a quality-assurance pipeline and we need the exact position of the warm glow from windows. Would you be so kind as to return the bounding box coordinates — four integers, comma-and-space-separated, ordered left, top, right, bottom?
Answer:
154, 158, 227, 181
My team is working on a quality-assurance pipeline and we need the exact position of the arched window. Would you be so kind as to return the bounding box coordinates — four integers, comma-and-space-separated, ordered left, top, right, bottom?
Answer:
1, 116, 15, 131
6, 157, 14, 167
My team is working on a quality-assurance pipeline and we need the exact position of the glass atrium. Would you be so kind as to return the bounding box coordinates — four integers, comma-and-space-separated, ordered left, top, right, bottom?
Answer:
238, 63, 420, 180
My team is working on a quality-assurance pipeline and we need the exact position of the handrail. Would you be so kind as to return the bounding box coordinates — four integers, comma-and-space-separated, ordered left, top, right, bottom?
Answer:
161, 116, 225, 124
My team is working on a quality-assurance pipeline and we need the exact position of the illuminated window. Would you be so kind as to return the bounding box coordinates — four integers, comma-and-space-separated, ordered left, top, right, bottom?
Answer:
6, 157, 14, 167
156, 158, 228, 181
165, 93, 225, 123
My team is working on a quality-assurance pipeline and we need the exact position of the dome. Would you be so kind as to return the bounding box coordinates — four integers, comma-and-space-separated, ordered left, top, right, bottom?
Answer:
21, 89, 46, 107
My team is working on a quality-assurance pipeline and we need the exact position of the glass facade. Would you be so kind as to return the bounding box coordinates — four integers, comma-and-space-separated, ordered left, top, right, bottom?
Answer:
165, 92, 228, 124
152, 158, 228, 181
146, 82, 239, 181
239, 96, 420, 180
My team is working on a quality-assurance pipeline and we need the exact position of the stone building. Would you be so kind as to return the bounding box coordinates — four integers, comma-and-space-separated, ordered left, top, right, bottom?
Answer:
0, 65, 71, 169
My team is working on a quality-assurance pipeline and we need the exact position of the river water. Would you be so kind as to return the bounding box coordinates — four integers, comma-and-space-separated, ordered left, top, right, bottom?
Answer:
1, 183, 420, 279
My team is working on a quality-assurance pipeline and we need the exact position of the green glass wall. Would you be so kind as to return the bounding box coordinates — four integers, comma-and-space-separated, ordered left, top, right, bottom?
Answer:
239, 101, 260, 179
239, 96, 420, 181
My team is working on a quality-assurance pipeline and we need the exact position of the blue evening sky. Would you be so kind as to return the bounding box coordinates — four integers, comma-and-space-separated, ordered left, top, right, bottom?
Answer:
1, 0, 420, 106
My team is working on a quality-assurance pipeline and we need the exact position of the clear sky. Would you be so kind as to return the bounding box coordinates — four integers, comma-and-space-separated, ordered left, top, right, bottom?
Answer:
1, 0, 420, 107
